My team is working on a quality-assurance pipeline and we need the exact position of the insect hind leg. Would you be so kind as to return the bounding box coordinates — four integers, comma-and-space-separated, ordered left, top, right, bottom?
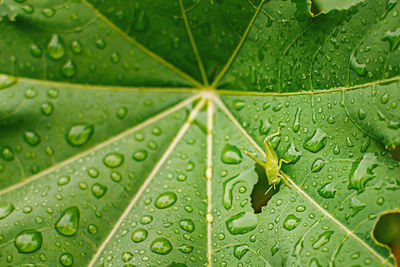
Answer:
278, 171, 292, 188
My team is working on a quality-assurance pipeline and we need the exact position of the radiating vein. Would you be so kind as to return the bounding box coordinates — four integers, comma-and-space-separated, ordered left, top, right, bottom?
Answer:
0, 93, 201, 196
206, 96, 214, 266
88, 97, 206, 266
210, 0, 265, 88
179, 0, 209, 86
213, 95, 390, 265
81, 0, 203, 88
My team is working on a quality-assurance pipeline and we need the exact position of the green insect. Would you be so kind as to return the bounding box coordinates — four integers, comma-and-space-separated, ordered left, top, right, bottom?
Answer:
245, 129, 292, 194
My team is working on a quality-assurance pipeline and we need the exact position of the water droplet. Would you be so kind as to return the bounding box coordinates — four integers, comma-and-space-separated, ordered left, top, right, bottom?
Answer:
223, 170, 256, 210
155, 192, 177, 209
122, 252, 133, 262
131, 228, 148, 243
47, 34, 65, 59
88, 224, 98, 234
133, 149, 148, 161
117, 107, 128, 119
95, 39, 106, 49
62, 60, 76, 78
23, 130, 41, 146
152, 127, 162, 136
221, 144, 243, 164
296, 205, 306, 212
312, 231, 334, 249
59, 253, 73, 266
348, 153, 378, 192
25, 87, 38, 99
283, 214, 301, 231
292, 237, 304, 257
382, 28, 400, 51
55, 206, 80, 236
15, 230, 42, 253
1, 147, 14, 161
233, 99, 245, 111
233, 245, 248, 260
283, 143, 302, 164
88, 167, 99, 178
311, 158, 325, 172
350, 57, 367, 76
0, 74, 17, 90
67, 124, 94, 146
303, 128, 327, 153
376, 196, 384, 205
110, 52, 120, 63
134, 10, 148, 31
91, 183, 107, 199
0, 203, 15, 220
178, 244, 193, 253
350, 196, 366, 217
317, 182, 336, 199
103, 152, 124, 168
310, 257, 322, 267
42, 7, 55, 17
258, 119, 271, 136
179, 219, 195, 233
140, 215, 153, 224
30, 44, 42, 57
225, 211, 258, 235
358, 108, 366, 120
71, 40, 82, 54
150, 238, 172, 255
110, 171, 122, 182
41, 101, 54, 115
380, 93, 389, 104
292, 107, 302, 133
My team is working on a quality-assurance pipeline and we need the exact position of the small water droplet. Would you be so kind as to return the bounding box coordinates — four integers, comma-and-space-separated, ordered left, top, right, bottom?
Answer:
1, 147, 14, 161
233, 245, 249, 260
103, 152, 124, 168
133, 149, 148, 161
358, 108, 366, 120
110, 52, 120, 63
283, 214, 301, 231
292, 107, 302, 133
95, 39, 106, 49
55, 206, 80, 236
30, 44, 42, 57
131, 228, 148, 243
88, 167, 99, 178
134, 9, 148, 31
140, 215, 153, 224
122, 252, 133, 262
59, 253, 73, 266
42, 7, 55, 17
15, 229, 42, 253
380, 93, 389, 104
155, 192, 177, 209
258, 119, 271, 136
221, 144, 243, 164
225, 211, 258, 235
23, 130, 40, 146
178, 244, 193, 253
0, 203, 15, 220
179, 219, 195, 233
71, 40, 82, 54
91, 183, 107, 199
67, 124, 94, 146
117, 107, 128, 119
150, 238, 172, 255
296, 205, 306, 212
25, 87, 38, 99
303, 128, 327, 153
41, 101, 54, 115
233, 99, 245, 111
47, 34, 65, 59
62, 60, 76, 78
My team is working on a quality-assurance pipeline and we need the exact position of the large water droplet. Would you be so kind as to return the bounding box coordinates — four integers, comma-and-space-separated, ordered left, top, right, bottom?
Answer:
150, 238, 172, 255
155, 192, 177, 209
0, 74, 17, 90
91, 183, 107, 199
0, 203, 15, 220
317, 182, 336, 199
349, 196, 366, 217
225, 211, 258, 235
23, 130, 41, 146
67, 124, 94, 146
350, 57, 367, 76
382, 28, 400, 51
233, 99, 245, 111
303, 128, 327, 153
15, 229, 42, 253
223, 170, 255, 210
132, 149, 148, 161
55, 206, 80, 236
221, 144, 243, 164
311, 158, 325, 172
292, 107, 302, 133
312, 231, 334, 249
59, 253, 73, 266
179, 219, 195, 233
283, 214, 301, 231
178, 244, 193, 253
131, 228, 148, 243
348, 153, 378, 192
258, 119, 271, 136
103, 152, 124, 168
233, 245, 249, 260
47, 34, 65, 59
283, 143, 302, 164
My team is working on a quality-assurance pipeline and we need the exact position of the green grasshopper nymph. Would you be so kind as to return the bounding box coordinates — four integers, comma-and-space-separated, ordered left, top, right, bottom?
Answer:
245, 129, 292, 195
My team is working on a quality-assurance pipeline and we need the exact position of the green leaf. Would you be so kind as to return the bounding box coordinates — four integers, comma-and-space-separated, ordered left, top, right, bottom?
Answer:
0, 0, 399, 266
